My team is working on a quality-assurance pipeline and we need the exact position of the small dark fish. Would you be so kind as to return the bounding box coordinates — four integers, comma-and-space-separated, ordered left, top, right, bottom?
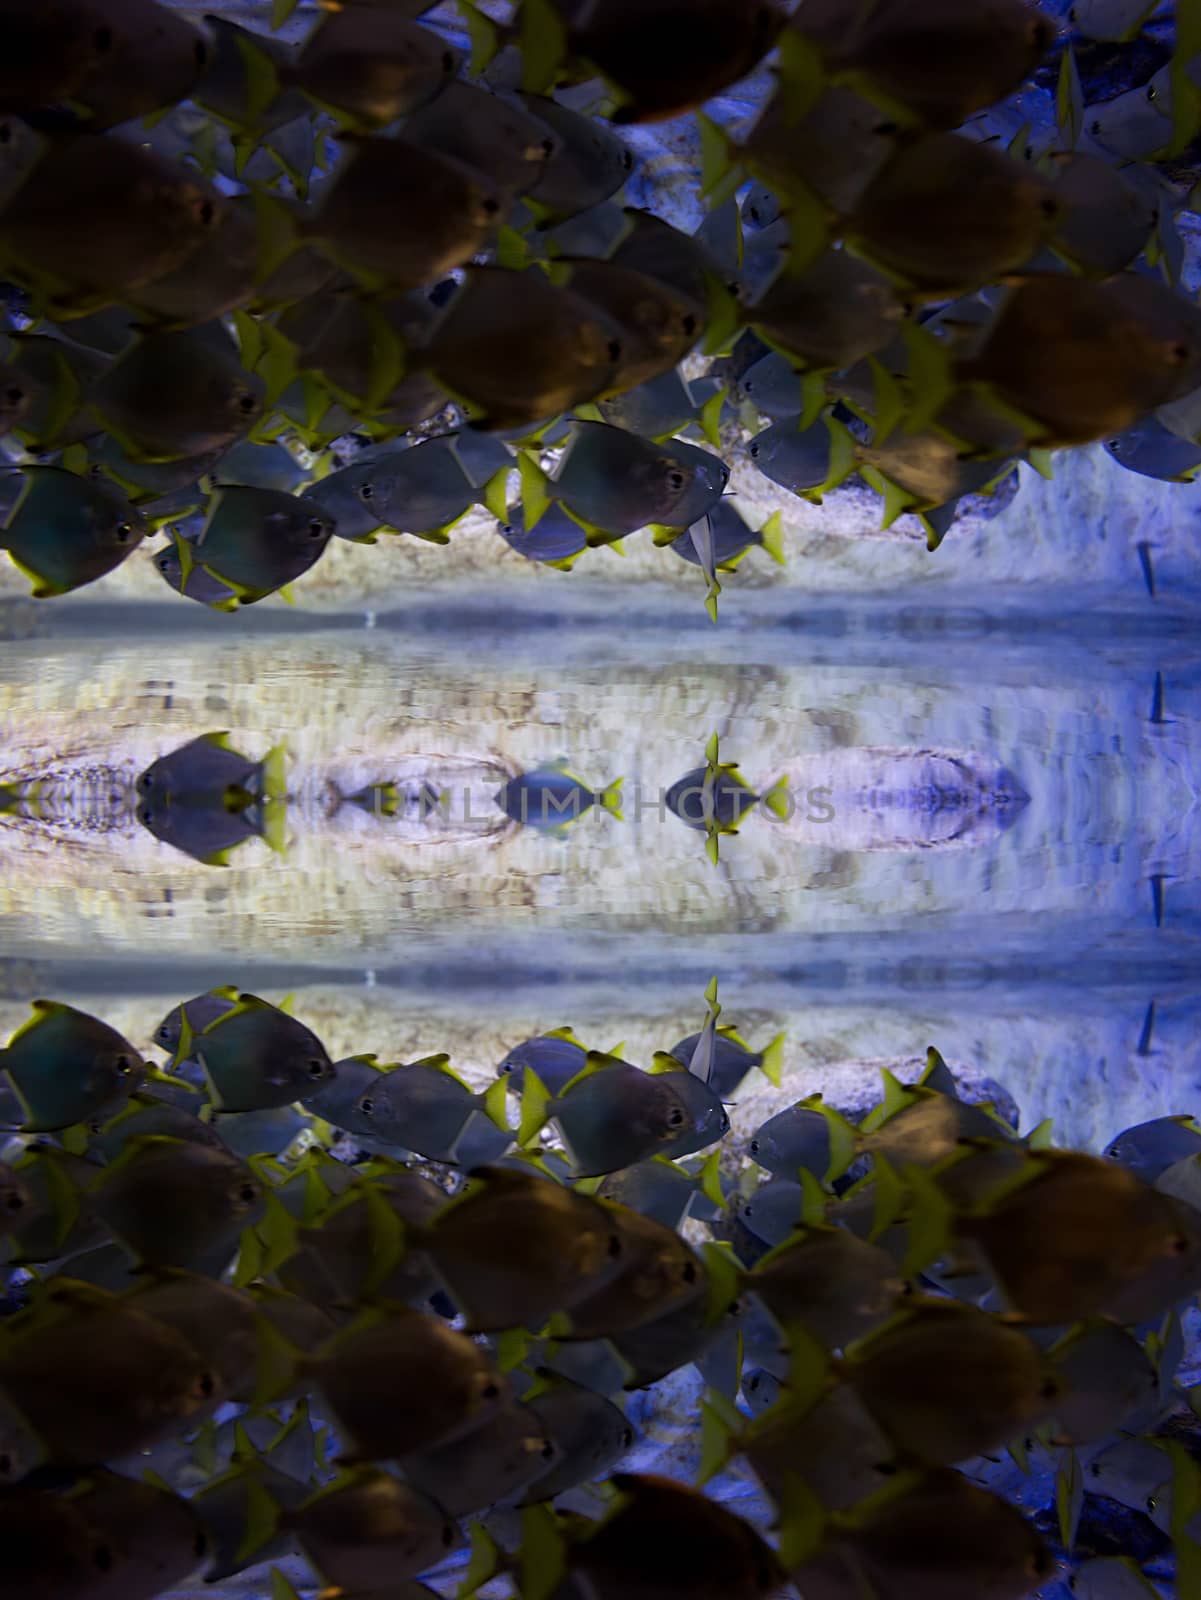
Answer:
521, 92, 634, 219
495, 762, 623, 834
1104, 415, 1201, 482
85, 323, 261, 463
285, 7, 458, 126
599, 368, 721, 443
551, 420, 724, 544
554, 257, 703, 394
136, 732, 288, 866
519, 1373, 634, 1502
749, 1101, 832, 1179
667, 1020, 785, 1098
297, 134, 505, 291
497, 501, 591, 570
175, 991, 334, 1112
66, 0, 210, 130
280, 1468, 458, 1591
87, 1133, 264, 1275
498, 1030, 588, 1094
422, 266, 625, 432
747, 414, 837, 497
320, 1055, 510, 1164
597, 1155, 721, 1231
561, 0, 787, 123
0, 466, 144, 597
404, 1399, 557, 1516
669, 500, 784, 580
732, 1177, 804, 1246
521, 1053, 701, 1178
402, 80, 559, 195
557, 1202, 705, 1340
85, 1091, 222, 1165
1104, 1116, 1201, 1183
0, 1000, 143, 1132
340, 435, 483, 543
180, 484, 336, 606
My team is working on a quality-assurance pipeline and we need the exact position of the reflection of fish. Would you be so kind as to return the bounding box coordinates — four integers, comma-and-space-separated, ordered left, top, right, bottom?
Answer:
666, 734, 788, 863
495, 762, 623, 834
135, 732, 288, 867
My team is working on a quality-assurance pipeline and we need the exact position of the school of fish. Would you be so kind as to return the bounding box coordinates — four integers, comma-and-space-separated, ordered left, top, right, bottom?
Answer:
0, 974, 1195, 1598
0, 0, 1195, 624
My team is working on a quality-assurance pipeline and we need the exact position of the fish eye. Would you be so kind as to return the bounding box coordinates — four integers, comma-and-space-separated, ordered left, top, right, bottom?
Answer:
749, 443, 759, 458
113, 1055, 135, 1074
93, 25, 114, 51
114, 522, 134, 542
482, 197, 501, 215
307, 518, 326, 537
1170, 1233, 1191, 1254
197, 1372, 216, 1398
358, 482, 375, 501
540, 1440, 556, 1459
157, 556, 173, 573
1090, 120, 1101, 135
1147, 84, 1158, 102
1039, 1377, 1059, 1401
749, 1138, 760, 1153
236, 391, 258, 414
93, 1545, 114, 1573
607, 1233, 622, 1257
621, 1426, 634, 1447
747, 1374, 759, 1391
743, 1203, 753, 1217
682, 314, 697, 336
607, 339, 622, 362
621, 150, 633, 171
1038, 196, 1058, 219
359, 1096, 374, 1116
307, 1057, 328, 1075
138, 773, 155, 792
237, 1184, 258, 1204
682, 1260, 697, 1284
666, 1106, 686, 1127
1170, 342, 1191, 365
1090, 1462, 1102, 1477
719, 1112, 730, 1131
482, 1381, 501, 1399
667, 472, 684, 491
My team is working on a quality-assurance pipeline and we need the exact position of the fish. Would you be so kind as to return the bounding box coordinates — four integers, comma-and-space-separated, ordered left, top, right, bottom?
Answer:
63, 1, 210, 131
598, 367, 723, 443
1104, 416, 1201, 483
85, 1133, 264, 1274
1068, 1558, 1163, 1599
749, 1225, 904, 1349
274, 1167, 445, 1309
495, 761, 624, 833
85, 1091, 222, 1164
610, 208, 731, 315
280, 1468, 458, 1588
423, 1163, 626, 1330
295, 133, 505, 291
646, 1063, 730, 1160
521, 92, 634, 219
0, 132, 223, 316
1104, 1116, 1201, 1182
1085, 1436, 1173, 1518
208, 1102, 309, 1159
847, 133, 1062, 291
785, 0, 1055, 129
554, 1203, 705, 1340
123, 1272, 262, 1400
740, 86, 901, 225
1069, 0, 1160, 42
731, 1377, 899, 1513
1047, 1320, 1159, 1445
748, 246, 908, 371
64, 1466, 209, 1599
330, 435, 486, 544
517, 1371, 634, 1501
0, 1000, 143, 1132
558, 0, 787, 124
306, 1306, 508, 1462
0, 466, 144, 597
741, 1364, 782, 1416
954, 1149, 1201, 1324
787, 1467, 1054, 1600
190, 1457, 311, 1582
665, 734, 788, 862
284, 7, 458, 126
85, 324, 262, 464
0, 1162, 35, 1236
402, 80, 559, 195
0, 2, 137, 117
735, 351, 807, 419
564, 1472, 785, 1600
553, 258, 703, 394
549, 421, 725, 545
4, 329, 110, 450
747, 412, 844, 498
125, 193, 261, 329
595, 1150, 725, 1230
135, 732, 288, 867
749, 1103, 834, 1179
497, 1030, 591, 1095
191, 15, 309, 132
0, 1475, 140, 1600
421, 266, 625, 431
0, 1145, 109, 1267
404, 1398, 558, 1515
731, 1178, 805, 1248
497, 500, 591, 569
520, 1054, 703, 1178
179, 483, 336, 607
1046, 151, 1157, 277
171, 991, 334, 1112
213, 439, 308, 494
312, 1054, 509, 1163
666, 1019, 786, 1098
960, 274, 1201, 447
0, 1280, 218, 1476
1084, 81, 1173, 160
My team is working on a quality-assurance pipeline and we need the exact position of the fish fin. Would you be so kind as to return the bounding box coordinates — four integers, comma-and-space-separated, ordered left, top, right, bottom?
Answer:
698, 386, 726, 448
597, 777, 623, 819
774, 1470, 829, 1571
649, 1050, 685, 1076
459, 1519, 506, 1599
519, 1503, 568, 1600
249, 188, 301, 287
700, 275, 743, 358
899, 1162, 955, 1277
257, 742, 289, 801
517, 0, 568, 94
698, 1391, 740, 1485
700, 1239, 742, 1324
479, 1075, 510, 1134
757, 510, 787, 566
256, 797, 289, 857
918, 1046, 958, 1097
481, 466, 511, 523
859, 1069, 919, 1133
696, 111, 736, 201
518, 449, 552, 532
1056, 43, 1084, 150
858, 464, 920, 530
704, 829, 721, 865
759, 775, 791, 820
518, 1066, 553, 1148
